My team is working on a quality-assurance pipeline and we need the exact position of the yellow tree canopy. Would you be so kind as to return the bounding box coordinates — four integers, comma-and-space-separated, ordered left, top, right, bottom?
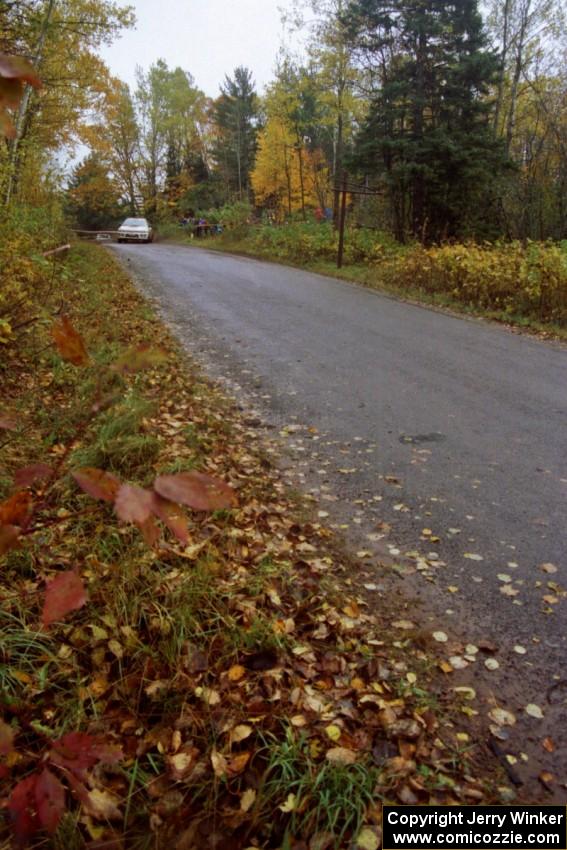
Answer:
252, 116, 327, 219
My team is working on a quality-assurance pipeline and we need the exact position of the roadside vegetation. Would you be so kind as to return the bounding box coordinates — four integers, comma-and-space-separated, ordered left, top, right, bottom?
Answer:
1, 0, 566, 840
1, 231, 507, 847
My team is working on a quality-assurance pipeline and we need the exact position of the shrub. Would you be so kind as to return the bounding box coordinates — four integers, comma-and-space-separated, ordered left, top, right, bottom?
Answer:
378, 241, 567, 324
0, 203, 68, 354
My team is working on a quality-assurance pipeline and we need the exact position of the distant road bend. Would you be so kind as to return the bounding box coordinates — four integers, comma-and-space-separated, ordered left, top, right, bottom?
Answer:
113, 242, 567, 794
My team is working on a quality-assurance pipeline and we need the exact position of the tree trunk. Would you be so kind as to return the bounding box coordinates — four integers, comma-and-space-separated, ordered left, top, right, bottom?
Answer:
493, 0, 512, 135
505, 0, 530, 154
296, 139, 306, 220
332, 97, 344, 227
4, 0, 57, 206
412, 27, 427, 239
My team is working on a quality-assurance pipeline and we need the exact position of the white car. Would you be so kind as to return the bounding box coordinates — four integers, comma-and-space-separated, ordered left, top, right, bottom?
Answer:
117, 217, 153, 243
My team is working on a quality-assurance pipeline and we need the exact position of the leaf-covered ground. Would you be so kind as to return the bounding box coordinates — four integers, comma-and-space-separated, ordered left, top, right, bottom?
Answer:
1, 244, 510, 849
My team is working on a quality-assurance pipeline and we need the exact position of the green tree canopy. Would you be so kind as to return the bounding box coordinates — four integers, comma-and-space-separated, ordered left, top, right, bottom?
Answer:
347, 0, 511, 241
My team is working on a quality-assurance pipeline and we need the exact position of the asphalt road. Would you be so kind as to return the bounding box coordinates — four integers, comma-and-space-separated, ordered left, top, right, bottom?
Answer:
112, 242, 567, 795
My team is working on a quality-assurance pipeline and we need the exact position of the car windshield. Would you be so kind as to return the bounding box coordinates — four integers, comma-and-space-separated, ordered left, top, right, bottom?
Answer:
122, 218, 148, 227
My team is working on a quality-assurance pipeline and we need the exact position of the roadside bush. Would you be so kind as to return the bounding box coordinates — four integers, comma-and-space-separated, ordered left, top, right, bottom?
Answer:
251, 221, 336, 262
0, 202, 68, 350
206, 200, 252, 237
247, 221, 401, 266
378, 241, 567, 324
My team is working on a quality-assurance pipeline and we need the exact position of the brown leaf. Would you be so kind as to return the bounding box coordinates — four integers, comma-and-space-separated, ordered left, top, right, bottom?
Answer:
136, 515, 160, 546
49, 732, 122, 778
114, 484, 153, 524
539, 771, 555, 789
51, 316, 89, 366
42, 571, 88, 627
72, 468, 120, 502
82, 788, 122, 821
167, 747, 200, 781
0, 717, 14, 756
227, 751, 251, 775
0, 491, 31, 525
112, 343, 168, 374
0, 524, 20, 556
0, 413, 18, 431
151, 494, 189, 543
325, 747, 357, 765
35, 768, 65, 834
0, 54, 42, 88
154, 471, 236, 512
14, 464, 52, 489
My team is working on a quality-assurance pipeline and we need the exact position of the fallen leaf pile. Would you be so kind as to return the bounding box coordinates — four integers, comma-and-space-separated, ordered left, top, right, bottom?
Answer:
0, 244, 507, 848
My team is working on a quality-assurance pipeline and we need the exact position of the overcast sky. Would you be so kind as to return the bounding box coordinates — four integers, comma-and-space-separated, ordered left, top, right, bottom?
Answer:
99, 0, 301, 98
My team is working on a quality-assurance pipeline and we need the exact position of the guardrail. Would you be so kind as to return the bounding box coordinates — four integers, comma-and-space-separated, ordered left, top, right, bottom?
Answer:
72, 230, 119, 240
43, 244, 71, 258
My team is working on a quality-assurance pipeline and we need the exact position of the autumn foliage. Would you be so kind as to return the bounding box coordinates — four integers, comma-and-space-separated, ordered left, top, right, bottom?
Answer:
1, 298, 237, 843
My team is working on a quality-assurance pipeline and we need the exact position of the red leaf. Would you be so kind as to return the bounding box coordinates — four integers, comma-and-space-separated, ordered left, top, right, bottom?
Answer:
0, 491, 32, 525
49, 733, 122, 779
0, 717, 14, 756
151, 494, 189, 544
114, 484, 153, 524
14, 463, 52, 489
112, 343, 168, 374
0, 413, 18, 431
0, 524, 20, 556
42, 571, 88, 627
0, 54, 41, 88
35, 768, 65, 834
51, 316, 89, 366
136, 515, 160, 546
154, 472, 236, 512
72, 468, 120, 502
8, 774, 40, 845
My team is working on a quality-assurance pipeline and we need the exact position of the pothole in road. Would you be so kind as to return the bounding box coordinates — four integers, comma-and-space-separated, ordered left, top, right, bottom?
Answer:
399, 432, 447, 444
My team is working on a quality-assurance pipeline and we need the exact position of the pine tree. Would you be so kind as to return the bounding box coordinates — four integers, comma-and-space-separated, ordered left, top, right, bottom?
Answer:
213, 67, 259, 201
348, 0, 511, 241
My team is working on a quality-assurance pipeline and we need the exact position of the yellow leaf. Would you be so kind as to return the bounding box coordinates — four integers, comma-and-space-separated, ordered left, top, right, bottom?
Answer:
199, 687, 220, 706
240, 788, 256, 812
108, 639, 123, 659
230, 724, 253, 744
228, 665, 246, 682
83, 789, 121, 821
279, 793, 297, 813
325, 724, 342, 742
356, 827, 380, 850
168, 750, 198, 780
210, 748, 227, 778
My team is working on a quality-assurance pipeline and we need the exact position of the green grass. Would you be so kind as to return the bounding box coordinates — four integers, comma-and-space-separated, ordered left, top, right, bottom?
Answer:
0, 609, 56, 699
257, 727, 378, 848
70, 392, 160, 476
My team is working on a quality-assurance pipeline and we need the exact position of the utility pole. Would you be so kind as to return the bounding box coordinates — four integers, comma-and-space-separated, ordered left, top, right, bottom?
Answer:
337, 172, 347, 268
